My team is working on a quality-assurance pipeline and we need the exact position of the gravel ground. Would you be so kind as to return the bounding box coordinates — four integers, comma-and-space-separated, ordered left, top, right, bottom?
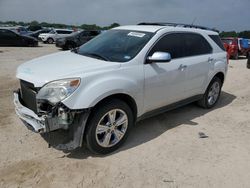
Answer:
0, 43, 250, 188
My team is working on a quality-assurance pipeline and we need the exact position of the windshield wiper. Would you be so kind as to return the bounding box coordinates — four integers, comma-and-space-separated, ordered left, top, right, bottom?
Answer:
82, 52, 110, 61
71, 47, 79, 53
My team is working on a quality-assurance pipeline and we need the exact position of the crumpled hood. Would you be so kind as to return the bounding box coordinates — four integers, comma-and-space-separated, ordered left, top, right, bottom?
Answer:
16, 51, 121, 87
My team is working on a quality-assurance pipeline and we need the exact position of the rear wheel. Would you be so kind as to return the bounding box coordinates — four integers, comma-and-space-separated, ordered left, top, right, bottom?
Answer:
85, 99, 134, 154
197, 77, 222, 109
247, 56, 250, 69
233, 52, 239, 60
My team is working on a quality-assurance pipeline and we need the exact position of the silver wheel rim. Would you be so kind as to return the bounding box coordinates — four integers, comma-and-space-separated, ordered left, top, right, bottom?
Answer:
48, 39, 53, 44
208, 82, 220, 105
95, 109, 128, 148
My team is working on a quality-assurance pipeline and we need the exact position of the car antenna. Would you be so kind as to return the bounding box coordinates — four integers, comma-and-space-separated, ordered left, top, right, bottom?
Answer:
191, 17, 197, 26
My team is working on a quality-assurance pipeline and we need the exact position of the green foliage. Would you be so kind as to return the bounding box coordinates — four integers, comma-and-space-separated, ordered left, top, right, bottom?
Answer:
219, 31, 250, 39
1, 20, 248, 37
0, 20, 120, 31
30, 20, 39, 26
238, 31, 250, 39
80, 24, 102, 30
219, 31, 238, 38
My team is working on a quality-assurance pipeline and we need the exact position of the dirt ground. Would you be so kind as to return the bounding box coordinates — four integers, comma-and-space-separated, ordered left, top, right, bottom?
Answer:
0, 43, 250, 188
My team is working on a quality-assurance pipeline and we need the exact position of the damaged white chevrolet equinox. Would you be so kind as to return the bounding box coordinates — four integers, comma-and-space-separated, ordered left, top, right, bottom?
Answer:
14, 23, 228, 154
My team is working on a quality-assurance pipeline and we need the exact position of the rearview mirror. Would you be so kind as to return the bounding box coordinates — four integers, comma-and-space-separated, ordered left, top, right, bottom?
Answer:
146, 52, 171, 64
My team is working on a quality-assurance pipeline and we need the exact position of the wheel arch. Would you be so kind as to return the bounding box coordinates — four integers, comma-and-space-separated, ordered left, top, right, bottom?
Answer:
203, 71, 225, 94
90, 93, 138, 120
214, 72, 225, 84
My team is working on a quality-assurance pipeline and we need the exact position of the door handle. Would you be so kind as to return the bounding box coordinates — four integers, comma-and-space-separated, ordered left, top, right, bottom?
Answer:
178, 64, 187, 71
208, 57, 214, 62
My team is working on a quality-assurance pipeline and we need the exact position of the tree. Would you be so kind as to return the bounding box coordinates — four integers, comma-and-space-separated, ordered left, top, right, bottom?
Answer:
80, 24, 101, 30
219, 31, 238, 38
238, 31, 250, 39
30, 20, 39, 26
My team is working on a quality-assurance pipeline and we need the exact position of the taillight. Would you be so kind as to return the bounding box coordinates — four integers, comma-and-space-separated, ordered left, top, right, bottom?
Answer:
231, 44, 237, 49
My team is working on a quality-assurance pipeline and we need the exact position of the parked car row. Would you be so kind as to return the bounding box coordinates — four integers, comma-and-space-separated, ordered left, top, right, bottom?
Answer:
0, 28, 38, 47
0, 25, 101, 48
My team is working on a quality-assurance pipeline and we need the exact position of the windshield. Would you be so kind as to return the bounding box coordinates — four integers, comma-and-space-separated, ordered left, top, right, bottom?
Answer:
76, 30, 154, 62
49, 30, 56, 34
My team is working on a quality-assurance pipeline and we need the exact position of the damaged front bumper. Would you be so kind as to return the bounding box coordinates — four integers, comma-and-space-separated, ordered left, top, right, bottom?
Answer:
14, 91, 46, 133
13, 90, 91, 151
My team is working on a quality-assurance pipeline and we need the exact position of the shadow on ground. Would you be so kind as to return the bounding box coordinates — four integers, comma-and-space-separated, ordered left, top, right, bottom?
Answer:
59, 91, 236, 159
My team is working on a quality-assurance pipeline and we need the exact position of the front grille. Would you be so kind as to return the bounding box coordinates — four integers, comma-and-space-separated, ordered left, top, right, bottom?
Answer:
20, 80, 38, 113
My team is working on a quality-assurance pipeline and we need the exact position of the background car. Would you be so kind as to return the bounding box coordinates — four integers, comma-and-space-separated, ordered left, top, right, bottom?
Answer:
0, 28, 38, 46
221, 37, 250, 59
38, 29, 74, 44
56, 30, 101, 50
7, 26, 32, 35
28, 28, 52, 39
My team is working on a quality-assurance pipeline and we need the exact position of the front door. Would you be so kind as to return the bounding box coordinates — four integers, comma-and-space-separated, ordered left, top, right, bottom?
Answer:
143, 33, 188, 113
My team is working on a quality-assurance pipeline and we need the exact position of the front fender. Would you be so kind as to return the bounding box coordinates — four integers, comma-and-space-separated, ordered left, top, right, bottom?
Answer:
62, 75, 143, 115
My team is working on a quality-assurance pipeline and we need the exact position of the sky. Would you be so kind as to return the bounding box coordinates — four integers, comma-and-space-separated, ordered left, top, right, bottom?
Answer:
0, 0, 249, 31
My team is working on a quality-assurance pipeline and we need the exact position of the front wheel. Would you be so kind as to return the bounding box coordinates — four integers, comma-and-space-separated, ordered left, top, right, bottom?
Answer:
47, 38, 54, 44
66, 43, 75, 50
197, 77, 222, 109
85, 99, 134, 154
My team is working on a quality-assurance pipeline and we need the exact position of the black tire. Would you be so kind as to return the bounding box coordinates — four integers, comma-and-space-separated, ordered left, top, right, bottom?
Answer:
66, 43, 75, 50
197, 77, 222, 109
233, 52, 239, 60
85, 99, 134, 154
47, 38, 54, 44
247, 57, 250, 69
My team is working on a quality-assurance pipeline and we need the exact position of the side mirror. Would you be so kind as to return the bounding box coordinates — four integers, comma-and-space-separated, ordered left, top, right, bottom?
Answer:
146, 52, 171, 64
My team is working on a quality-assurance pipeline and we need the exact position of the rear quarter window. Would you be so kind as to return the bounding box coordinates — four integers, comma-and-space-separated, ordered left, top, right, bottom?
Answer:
209, 35, 225, 51
183, 33, 212, 57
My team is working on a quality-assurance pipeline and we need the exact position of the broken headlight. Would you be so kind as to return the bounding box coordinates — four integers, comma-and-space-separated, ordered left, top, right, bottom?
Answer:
37, 78, 80, 104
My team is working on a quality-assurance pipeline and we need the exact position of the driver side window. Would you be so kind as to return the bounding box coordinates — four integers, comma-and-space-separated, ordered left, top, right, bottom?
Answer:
149, 33, 184, 59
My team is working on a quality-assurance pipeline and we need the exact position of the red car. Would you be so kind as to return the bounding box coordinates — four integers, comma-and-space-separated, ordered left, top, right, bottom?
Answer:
221, 37, 250, 59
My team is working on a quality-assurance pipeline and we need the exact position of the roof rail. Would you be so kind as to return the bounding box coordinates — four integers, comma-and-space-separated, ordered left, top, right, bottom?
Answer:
138, 22, 219, 33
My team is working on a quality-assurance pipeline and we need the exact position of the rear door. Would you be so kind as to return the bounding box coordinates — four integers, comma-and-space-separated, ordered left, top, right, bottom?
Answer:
181, 33, 212, 97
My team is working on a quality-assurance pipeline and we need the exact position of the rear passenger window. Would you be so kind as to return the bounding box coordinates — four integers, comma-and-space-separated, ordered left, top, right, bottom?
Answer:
209, 35, 225, 51
149, 33, 184, 59
183, 33, 212, 56
57, 30, 72, 34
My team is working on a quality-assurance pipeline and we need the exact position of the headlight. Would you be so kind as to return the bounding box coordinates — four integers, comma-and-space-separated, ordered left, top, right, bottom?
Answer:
37, 78, 80, 104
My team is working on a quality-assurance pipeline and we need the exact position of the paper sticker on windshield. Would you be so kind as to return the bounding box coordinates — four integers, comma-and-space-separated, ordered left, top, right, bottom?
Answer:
128, 32, 146, 38
124, 55, 131, 60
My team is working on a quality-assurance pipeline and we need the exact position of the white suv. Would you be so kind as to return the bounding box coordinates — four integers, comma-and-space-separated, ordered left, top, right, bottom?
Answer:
14, 23, 228, 154
38, 29, 74, 44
